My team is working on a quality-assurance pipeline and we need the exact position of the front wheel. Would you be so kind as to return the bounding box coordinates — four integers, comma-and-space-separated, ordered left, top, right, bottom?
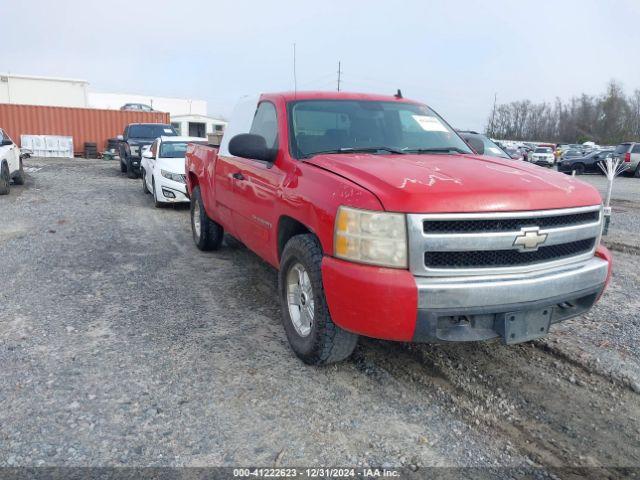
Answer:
13, 159, 25, 185
142, 169, 150, 194
278, 234, 358, 365
572, 163, 585, 175
190, 186, 223, 251
152, 178, 163, 208
126, 160, 138, 179
0, 162, 10, 195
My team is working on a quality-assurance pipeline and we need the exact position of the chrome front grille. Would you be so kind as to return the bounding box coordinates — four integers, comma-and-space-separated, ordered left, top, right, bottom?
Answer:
407, 205, 602, 277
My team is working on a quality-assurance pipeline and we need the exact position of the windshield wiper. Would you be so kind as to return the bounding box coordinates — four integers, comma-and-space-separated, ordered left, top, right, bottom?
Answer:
403, 147, 469, 154
302, 146, 406, 159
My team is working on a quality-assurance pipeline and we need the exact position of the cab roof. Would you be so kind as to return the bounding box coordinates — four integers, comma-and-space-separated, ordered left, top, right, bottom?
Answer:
263, 90, 423, 105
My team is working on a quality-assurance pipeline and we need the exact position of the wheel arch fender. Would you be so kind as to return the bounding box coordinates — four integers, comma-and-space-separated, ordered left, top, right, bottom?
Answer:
277, 215, 316, 263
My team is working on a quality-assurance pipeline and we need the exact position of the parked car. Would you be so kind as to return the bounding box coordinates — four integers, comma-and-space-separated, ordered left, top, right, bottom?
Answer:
613, 142, 640, 178
140, 136, 208, 207
120, 103, 154, 112
185, 91, 611, 365
529, 147, 555, 167
118, 123, 178, 178
0, 128, 26, 195
561, 149, 584, 161
558, 149, 614, 175
457, 131, 512, 159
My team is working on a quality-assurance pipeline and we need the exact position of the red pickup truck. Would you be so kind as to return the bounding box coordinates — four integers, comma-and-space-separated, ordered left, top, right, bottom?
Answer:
185, 91, 612, 365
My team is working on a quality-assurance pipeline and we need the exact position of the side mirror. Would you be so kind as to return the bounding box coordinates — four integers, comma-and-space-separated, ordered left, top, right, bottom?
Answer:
117, 135, 124, 141
142, 149, 154, 159
228, 134, 276, 163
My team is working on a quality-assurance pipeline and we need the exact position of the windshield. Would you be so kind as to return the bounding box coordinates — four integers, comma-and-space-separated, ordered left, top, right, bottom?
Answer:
535, 147, 552, 153
129, 125, 177, 139
160, 141, 207, 158
287, 100, 472, 159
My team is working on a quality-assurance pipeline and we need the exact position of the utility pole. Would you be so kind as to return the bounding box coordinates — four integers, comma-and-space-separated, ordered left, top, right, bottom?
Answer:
337, 61, 342, 92
489, 92, 497, 134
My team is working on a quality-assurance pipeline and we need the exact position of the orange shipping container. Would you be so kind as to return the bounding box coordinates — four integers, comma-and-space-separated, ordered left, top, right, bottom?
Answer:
0, 103, 171, 155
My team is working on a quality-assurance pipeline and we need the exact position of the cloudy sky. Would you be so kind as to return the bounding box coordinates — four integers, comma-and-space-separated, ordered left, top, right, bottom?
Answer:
3, 0, 640, 130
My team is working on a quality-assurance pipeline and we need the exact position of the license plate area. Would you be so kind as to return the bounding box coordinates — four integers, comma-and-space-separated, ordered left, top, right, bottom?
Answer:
501, 308, 552, 344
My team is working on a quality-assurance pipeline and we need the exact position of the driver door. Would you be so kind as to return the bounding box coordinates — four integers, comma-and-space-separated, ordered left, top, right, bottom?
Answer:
229, 101, 285, 260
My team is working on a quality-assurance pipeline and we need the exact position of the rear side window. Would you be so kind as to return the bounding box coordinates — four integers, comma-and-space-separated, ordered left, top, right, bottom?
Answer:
615, 143, 632, 154
632, 144, 640, 154
250, 102, 278, 149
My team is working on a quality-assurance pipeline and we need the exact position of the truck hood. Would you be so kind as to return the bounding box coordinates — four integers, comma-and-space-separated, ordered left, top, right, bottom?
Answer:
305, 153, 602, 213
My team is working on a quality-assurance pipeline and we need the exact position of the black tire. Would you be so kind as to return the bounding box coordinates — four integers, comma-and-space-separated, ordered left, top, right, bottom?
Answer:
152, 178, 163, 208
120, 152, 127, 173
13, 159, 25, 185
190, 186, 223, 251
572, 163, 585, 175
0, 162, 10, 195
126, 159, 138, 179
278, 234, 358, 365
142, 169, 150, 194
634, 165, 640, 178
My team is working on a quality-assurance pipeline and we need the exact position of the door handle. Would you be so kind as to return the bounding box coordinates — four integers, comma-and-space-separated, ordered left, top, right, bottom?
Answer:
232, 172, 245, 181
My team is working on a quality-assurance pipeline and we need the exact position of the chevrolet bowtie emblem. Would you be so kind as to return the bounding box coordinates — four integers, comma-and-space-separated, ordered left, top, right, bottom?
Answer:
513, 227, 548, 251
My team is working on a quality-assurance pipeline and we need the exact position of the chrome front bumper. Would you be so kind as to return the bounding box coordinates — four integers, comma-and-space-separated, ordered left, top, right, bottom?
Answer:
416, 257, 608, 309
413, 257, 608, 343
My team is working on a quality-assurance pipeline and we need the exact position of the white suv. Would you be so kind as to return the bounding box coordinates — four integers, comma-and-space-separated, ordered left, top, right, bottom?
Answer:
529, 147, 555, 167
140, 136, 208, 207
614, 142, 640, 178
0, 129, 25, 195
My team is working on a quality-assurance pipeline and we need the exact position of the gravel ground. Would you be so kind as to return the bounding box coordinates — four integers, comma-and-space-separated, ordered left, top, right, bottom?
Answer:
0, 158, 639, 474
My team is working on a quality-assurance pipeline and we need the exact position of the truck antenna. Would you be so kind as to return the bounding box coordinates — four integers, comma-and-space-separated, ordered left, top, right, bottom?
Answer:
337, 61, 342, 92
293, 43, 297, 95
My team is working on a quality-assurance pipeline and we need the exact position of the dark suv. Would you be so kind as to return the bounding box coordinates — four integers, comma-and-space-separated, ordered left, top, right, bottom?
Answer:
118, 123, 177, 178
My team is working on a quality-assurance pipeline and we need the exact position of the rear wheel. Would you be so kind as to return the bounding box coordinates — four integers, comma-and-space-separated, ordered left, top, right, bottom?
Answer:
190, 186, 223, 251
0, 162, 10, 195
634, 164, 640, 178
278, 234, 358, 365
13, 159, 25, 185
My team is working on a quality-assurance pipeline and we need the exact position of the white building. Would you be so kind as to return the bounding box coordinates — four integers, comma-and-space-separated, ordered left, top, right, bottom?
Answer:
0, 73, 89, 108
170, 113, 227, 138
88, 92, 207, 117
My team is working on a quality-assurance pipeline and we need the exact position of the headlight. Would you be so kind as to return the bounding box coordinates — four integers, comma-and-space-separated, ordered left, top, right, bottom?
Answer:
334, 206, 407, 268
160, 170, 185, 183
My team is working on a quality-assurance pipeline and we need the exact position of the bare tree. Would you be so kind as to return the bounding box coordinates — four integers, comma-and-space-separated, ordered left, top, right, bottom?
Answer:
485, 80, 640, 144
